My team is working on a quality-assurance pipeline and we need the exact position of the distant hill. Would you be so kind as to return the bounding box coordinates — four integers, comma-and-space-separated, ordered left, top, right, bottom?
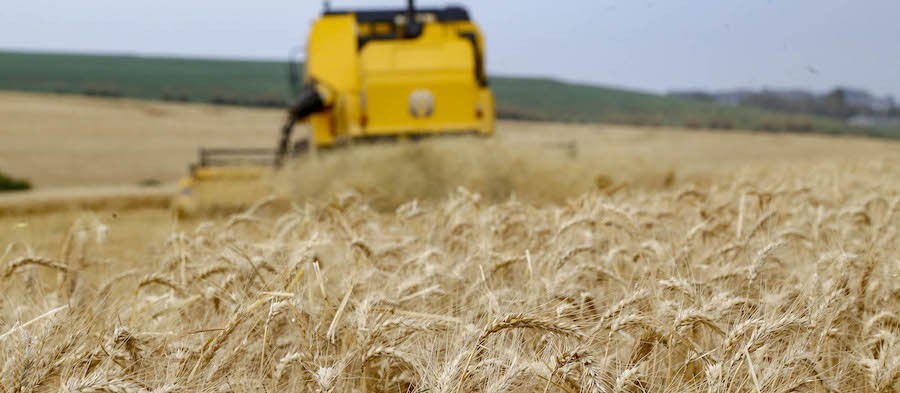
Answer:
1, 51, 896, 138
670, 87, 900, 127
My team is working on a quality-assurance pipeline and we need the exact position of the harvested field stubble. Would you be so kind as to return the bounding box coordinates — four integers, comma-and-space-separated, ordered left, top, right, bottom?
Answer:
1, 158, 900, 392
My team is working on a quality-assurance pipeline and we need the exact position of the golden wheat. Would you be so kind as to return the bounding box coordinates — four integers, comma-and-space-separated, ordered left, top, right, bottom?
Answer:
0, 148, 898, 392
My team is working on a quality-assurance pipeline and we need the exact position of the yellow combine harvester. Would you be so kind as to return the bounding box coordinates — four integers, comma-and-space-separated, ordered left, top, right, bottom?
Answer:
176, 1, 495, 214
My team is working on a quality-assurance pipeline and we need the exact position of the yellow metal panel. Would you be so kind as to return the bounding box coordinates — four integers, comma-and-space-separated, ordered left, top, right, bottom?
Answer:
359, 23, 483, 135
362, 79, 479, 133
340, 94, 363, 137
306, 15, 359, 91
306, 15, 359, 146
361, 26, 473, 74
477, 88, 495, 135
301, 13, 494, 143
310, 113, 336, 146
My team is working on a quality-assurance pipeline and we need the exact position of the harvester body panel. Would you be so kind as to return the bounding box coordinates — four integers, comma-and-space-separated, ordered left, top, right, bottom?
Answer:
304, 5, 495, 145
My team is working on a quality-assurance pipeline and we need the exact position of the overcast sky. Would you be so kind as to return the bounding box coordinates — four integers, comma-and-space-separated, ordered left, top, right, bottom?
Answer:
2, 0, 898, 98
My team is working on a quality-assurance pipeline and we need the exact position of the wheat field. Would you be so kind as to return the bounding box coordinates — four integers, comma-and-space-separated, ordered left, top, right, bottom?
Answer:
1, 93, 900, 392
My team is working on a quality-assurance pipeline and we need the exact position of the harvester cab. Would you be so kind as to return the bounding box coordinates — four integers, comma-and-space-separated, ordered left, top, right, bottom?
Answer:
175, 0, 495, 215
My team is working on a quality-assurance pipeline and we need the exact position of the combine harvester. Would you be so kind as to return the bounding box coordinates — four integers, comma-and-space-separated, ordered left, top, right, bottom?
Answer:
175, 0, 495, 214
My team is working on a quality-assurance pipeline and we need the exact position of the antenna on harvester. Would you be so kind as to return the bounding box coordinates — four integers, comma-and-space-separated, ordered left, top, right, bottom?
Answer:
404, 0, 422, 38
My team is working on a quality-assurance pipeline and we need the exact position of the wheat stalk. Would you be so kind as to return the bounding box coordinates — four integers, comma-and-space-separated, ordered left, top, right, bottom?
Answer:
3, 256, 68, 277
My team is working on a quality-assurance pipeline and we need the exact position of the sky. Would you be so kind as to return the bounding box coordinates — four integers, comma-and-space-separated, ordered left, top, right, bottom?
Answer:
2, 0, 899, 98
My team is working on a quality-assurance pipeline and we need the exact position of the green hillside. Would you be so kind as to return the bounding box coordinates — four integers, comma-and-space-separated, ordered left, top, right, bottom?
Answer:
0, 52, 288, 104
0, 51, 890, 137
492, 78, 849, 133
